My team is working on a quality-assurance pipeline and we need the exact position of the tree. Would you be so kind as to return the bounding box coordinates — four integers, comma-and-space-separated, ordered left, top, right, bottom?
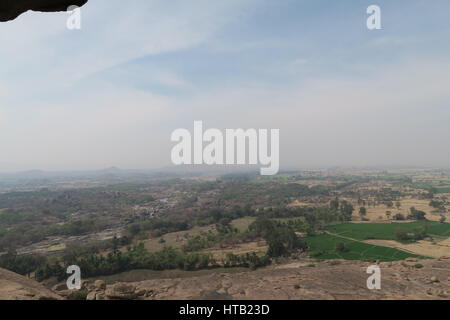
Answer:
330, 197, 340, 211
408, 207, 426, 220
426, 187, 437, 199
0, 250, 45, 277
440, 215, 447, 224
340, 201, 354, 221
250, 218, 307, 258
393, 213, 405, 221
112, 236, 120, 255
266, 227, 307, 258
386, 211, 392, 219
248, 218, 276, 238
359, 207, 367, 217
395, 201, 401, 210
267, 238, 288, 258
335, 242, 349, 253
395, 228, 409, 241
429, 200, 446, 211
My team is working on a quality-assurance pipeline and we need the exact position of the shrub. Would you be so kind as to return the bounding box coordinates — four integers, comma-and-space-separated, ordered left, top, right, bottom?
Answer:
335, 242, 349, 253
68, 290, 88, 300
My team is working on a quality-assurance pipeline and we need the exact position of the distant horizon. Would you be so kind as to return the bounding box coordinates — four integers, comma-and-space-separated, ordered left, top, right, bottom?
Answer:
0, 164, 446, 175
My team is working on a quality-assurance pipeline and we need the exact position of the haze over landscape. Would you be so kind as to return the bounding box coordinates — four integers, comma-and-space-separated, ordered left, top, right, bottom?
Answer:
1, 0, 450, 171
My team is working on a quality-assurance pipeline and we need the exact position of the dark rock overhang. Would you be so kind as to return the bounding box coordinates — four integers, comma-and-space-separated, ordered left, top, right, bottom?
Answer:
0, 0, 88, 22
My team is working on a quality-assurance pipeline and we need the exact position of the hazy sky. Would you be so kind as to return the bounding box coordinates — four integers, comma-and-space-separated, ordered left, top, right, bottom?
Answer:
1, 0, 450, 171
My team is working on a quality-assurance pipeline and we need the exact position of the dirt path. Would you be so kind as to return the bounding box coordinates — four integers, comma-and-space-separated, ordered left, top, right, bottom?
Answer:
363, 239, 450, 259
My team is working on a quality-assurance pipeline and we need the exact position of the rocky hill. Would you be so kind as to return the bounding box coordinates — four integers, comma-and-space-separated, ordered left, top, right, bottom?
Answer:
65, 258, 450, 300
2, 258, 450, 300
0, 268, 62, 300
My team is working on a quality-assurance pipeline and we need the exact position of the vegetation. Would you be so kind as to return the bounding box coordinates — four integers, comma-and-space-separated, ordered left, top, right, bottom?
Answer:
407, 207, 427, 220
304, 234, 424, 261
327, 221, 450, 242
1, 169, 450, 284
35, 244, 215, 281
248, 218, 307, 257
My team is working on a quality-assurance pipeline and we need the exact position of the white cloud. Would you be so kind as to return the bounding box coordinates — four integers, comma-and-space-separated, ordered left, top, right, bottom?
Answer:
172, 59, 450, 168
2, 57, 450, 170
0, 0, 257, 101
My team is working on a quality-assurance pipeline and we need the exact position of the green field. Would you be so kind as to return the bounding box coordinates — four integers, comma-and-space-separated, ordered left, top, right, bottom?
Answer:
304, 234, 424, 261
325, 221, 450, 240
436, 187, 450, 194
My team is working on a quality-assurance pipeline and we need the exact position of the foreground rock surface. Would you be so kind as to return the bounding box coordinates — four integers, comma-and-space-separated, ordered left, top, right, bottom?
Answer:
81, 259, 450, 300
0, 268, 62, 300
0, 0, 88, 22
2, 258, 448, 300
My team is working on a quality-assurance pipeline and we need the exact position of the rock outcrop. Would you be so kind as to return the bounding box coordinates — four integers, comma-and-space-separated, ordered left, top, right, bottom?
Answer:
0, 0, 88, 22
0, 268, 62, 300
2, 258, 449, 300
76, 258, 450, 300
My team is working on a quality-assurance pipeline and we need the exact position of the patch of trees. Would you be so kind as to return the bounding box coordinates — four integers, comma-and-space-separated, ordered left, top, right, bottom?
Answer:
184, 216, 309, 261
0, 226, 46, 251
259, 205, 340, 223
0, 210, 41, 225
0, 217, 111, 251
192, 181, 220, 192
34, 240, 273, 282
356, 188, 401, 203
217, 180, 330, 205
194, 205, 254, 225
125, 205, 256, 242
223, 252, 271, 270
268, 183, 330, 198
0, 187, 156, 228
329, 198, 354, 221
248, 218, 307, 258
125, 218, 190, 239
429, 200, 446, 212
395, 225, 428, 242
393, 213, 406, 221
407, 207, 427, 220
182, 220, 241, 252
0, 184, 162, 251
335, 242, 350, 253
36, 244, 214, 281
359, 207, 367, 217
0, 250, 46, 277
